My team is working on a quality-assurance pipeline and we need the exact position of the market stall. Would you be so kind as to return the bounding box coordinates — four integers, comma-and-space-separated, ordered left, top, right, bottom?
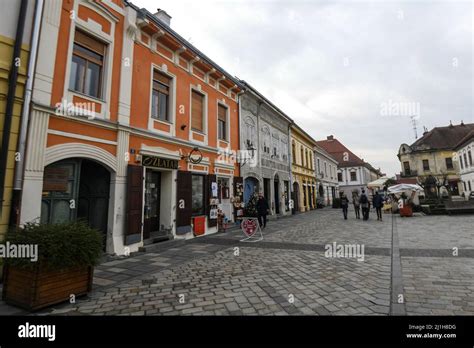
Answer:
387, 184, 424, 217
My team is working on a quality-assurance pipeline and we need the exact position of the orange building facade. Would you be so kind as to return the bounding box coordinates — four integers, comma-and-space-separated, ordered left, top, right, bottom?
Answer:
19, 0, 243, 255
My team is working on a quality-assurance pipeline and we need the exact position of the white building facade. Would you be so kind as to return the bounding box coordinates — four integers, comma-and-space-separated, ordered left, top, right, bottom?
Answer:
314, 145, 339, 206
454, 131, 474, 198
239, 82, 293, 217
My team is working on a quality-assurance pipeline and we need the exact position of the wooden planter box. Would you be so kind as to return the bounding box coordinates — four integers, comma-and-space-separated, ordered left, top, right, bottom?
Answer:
2, 264, 93, 311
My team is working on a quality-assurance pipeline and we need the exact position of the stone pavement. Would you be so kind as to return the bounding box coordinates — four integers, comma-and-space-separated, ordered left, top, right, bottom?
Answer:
0, 207, 473, 316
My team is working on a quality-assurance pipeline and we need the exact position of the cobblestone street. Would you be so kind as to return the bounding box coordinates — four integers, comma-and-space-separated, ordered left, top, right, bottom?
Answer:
2, 208, 473, 316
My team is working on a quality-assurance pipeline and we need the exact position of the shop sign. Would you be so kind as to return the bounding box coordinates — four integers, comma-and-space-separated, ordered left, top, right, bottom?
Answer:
240, 217, 263, 242
43, 167, 69, 192
142, 155, 178, 170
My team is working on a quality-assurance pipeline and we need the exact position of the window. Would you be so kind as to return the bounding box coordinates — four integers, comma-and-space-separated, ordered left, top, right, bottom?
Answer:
324, 162, 327, 177
338, 172, 342, 182
263, 129, 270, 154
350, 171, 357, 181
191, 90, 204, 132
218, 104, 227, 141
69, 30, 105, 99
300, 147, 304, 166
464, 153, 469, 169
317, 158, 320, 173
445, 157, 453, 170
422, 159, 430, 171
191, 175, 204, 215
469, 181, 472, 191
460, 155, 464, 169
217, 177, 230, 200
272, 136, 279, 159
151, 70, 170, 121
245, 118, 255, 147
309, 153, 313, 169
403, 161, 411, 175
469, 151, 473, 166
464, 182, 467, 191
292, 143, 296, 163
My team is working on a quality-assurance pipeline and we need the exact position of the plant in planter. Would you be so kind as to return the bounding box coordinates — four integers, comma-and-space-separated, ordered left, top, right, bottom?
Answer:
2, 221, 102, 311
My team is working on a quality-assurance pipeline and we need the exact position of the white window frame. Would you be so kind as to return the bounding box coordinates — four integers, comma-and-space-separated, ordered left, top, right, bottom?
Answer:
148, 63, 176, 136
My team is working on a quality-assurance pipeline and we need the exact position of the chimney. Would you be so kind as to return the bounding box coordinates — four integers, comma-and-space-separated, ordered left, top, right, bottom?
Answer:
327, 135, 334, 140
154, 9, 171, 26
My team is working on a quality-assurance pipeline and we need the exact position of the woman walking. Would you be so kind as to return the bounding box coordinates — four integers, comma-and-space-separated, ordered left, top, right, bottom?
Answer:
341, 193, 349, 220
352, 192, 361, 219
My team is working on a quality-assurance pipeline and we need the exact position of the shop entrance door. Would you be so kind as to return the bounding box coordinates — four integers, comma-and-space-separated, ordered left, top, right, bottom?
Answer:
274, 176, 280, 214
144, 169, 161, 240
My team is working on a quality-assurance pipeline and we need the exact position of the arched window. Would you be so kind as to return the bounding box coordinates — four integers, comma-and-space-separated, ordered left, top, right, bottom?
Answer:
245, 117, 256, 147
262, 126, 270, 154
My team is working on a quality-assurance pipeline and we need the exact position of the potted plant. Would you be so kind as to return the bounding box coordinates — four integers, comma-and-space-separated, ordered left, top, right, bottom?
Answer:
2, 221, 102, 311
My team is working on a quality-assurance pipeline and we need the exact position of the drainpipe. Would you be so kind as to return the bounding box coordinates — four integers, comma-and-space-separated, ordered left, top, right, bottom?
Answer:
0, 0, 28, 217
10, 0, 45, 226
288, 123, 295, 214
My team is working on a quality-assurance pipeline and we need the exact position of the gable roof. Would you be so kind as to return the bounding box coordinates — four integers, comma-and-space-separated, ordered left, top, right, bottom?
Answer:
314, 144, 339, 164
453, 129, 474, 150
315, 136, 365, 168
411, 122, 474, 151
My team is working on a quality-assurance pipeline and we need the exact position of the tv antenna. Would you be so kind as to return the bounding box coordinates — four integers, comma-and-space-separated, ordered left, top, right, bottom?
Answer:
410, 115, 418, 139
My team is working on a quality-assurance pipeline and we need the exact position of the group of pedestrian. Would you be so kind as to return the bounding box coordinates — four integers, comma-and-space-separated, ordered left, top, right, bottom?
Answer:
340, 189, 385, 221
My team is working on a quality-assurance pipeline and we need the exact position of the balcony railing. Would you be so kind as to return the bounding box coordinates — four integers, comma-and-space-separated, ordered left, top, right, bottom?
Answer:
400, 170, 418, 177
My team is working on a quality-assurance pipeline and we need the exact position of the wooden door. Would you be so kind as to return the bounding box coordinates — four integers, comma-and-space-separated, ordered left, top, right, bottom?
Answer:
125, 165, 143, 245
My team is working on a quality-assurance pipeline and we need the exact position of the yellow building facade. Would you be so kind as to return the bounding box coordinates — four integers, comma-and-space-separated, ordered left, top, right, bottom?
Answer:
291, 124, 317, 212
0, 1, 34, 238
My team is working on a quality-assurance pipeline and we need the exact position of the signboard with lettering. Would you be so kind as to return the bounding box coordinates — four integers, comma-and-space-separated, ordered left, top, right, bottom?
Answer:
142, 155, 178, 170
240, 217, 263, 242
43, 167, 69, 192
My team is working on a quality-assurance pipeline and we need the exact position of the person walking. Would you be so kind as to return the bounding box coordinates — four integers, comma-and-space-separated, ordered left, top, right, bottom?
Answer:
256, 192, 269, 229
360, 189, 370, 221
373, 191, 384, 221
352, 192, 361, 219
341, 193, 349, 220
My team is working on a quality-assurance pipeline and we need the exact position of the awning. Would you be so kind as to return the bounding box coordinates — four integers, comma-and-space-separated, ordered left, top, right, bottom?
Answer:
387, 184, 424, 194
367, 177, 389, 188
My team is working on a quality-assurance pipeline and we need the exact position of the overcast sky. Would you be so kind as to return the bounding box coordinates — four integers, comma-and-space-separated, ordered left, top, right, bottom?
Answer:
133, 0, 473, 176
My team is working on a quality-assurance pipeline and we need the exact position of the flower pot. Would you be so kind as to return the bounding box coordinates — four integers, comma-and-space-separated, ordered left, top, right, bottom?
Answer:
2, 264, 93, 311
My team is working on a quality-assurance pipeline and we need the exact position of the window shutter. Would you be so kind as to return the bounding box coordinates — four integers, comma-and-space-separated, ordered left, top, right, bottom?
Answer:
75, 30, 105, 55
207, 174, 217, 227
176, 170, 192, 235
191, 90, 204, 131
218, 104, 226, 121
125, 165, 143, 245
153, 70, 170, 85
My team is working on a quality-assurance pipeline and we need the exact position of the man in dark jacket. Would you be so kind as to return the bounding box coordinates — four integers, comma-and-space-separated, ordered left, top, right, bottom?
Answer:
373, 191, 384, 221
256, 192, 269, 229
341, 193, 349, 220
